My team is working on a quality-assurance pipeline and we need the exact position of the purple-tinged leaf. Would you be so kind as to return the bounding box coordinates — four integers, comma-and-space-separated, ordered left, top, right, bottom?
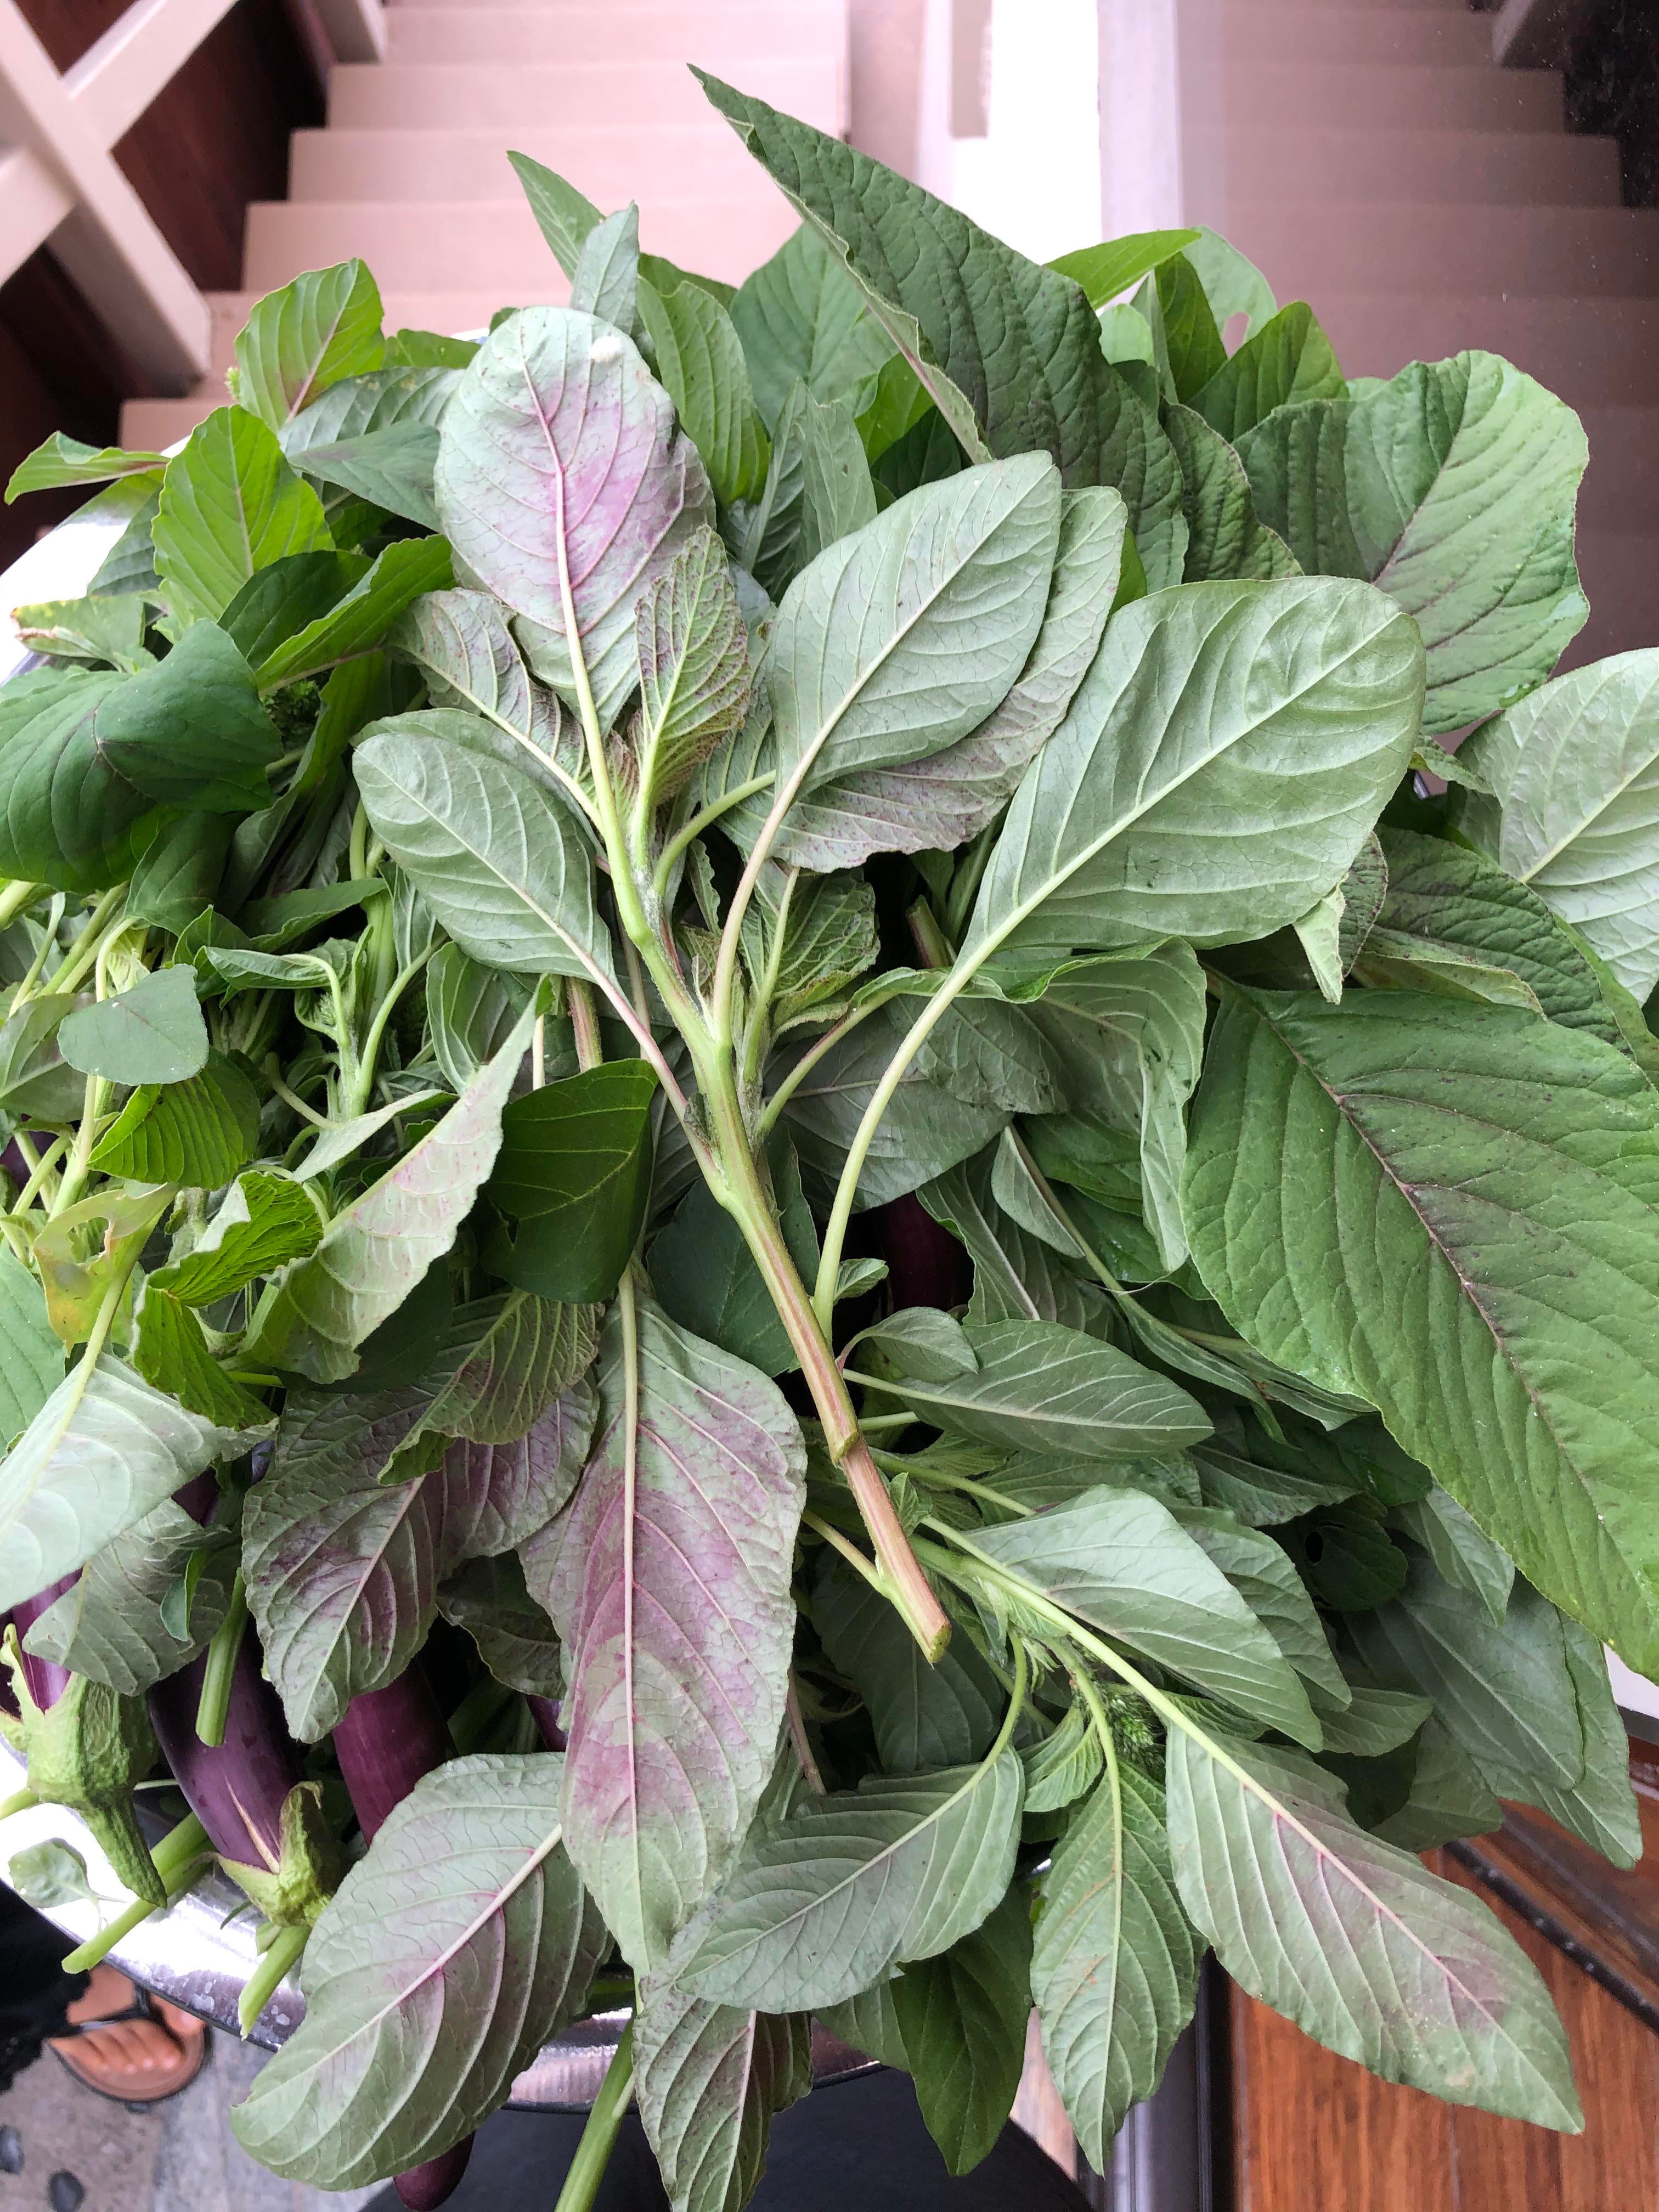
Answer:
1166, 1729, 1582, 2127
543, 1293, 806, 1969
634, 1980, 811, 2212
435, 307, 714, 732
230, 1753, 606, 2188
245, 1373, 596, 1739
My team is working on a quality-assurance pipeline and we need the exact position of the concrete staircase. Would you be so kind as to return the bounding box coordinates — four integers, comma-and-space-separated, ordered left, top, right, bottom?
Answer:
1215, 0, 1658, 664
119, 0, 849, 447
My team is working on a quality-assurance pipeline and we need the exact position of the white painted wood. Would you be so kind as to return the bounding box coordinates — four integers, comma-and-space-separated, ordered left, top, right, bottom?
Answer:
1096, 0, 1186, 237
67, 0, 243, 144
0, 0, 213, 383
0, 138, 72, 266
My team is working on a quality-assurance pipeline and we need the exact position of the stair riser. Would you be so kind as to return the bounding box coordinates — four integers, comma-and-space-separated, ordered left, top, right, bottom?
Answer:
241, 198, 794, 290
1221, 9, 1491, 63
1314, 293, 1659, 407
386, 4, 843, 65
1232, 201, 1659, 300
1225, 63, 1562, 131
290, 126, 766, 205
1227, 126, 1620, 207
328, 56, 843, 132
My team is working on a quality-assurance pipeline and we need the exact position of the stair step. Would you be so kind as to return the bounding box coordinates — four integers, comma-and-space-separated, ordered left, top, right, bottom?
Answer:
1231, 200, 1659, 300
1221, 7, 1491, 63
241, 196, 795, 292
1313, 291, 1659, 410
1570, 533, 1659, 665
385, 4, 843, 66
328, 55, 844, 133
1224, 61, 1562, 131
1228, 125, 1621, 207
290, 125, 766, 206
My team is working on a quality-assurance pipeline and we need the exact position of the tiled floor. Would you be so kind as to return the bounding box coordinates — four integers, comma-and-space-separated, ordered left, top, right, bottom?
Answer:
0, 2029, 379, 2212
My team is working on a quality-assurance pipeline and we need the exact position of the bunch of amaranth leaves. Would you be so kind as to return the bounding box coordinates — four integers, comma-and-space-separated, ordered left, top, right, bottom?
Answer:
1, 64, 1655, 2212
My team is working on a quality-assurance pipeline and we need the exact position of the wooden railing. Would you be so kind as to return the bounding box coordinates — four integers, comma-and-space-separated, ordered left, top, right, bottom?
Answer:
0, 0, 383, 390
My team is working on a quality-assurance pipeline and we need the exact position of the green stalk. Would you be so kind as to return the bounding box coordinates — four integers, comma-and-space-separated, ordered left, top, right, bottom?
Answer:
239, 1920, 308, 2037
47, 885, 127, 1000
345, 949, 436, 1117
60, 1814, 210, 1974
194, 1572, 249, 1747
8, 1133, 66, 1215
652, 773, 775, 899
552, 2020, 635, 2212
0, 1786, 38, 1820
0, 878, 41, 932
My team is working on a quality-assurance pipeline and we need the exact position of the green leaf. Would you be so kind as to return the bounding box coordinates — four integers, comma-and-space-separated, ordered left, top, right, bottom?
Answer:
973, 1487, 1320, 1743
893, 1884, 1034, 2175
1177, 1506, 1348, 1706
675, 1752, 1024, 2012
23, 1504, 234, 1690
133, 1280, 269, 1427
1047, 230, 1201, 307
781, 1000, 1012, 1209
219, 550, 365, 665
0, 1251, 63, 1448
1237, 353, 1589, 734
93, 622, 279, 811
1153, 256, 1227, 403
1166, 1728, 1581, 2126
507, 150, 601, 277
698, 73, 1188, 581
0, 668, 153, 893
127, 813, 235, 934
567, 201, 639, 329
290, 424, 442, 531
150, 1170, 323, 1304
435, 307, 714, 731
397, 1292, 599, 1462
811, 1556, 1003, 1775
731, 381, 877, 602
425, 945, 532, 1093
31, 1187, 170, 1347
850, 1315, 1209, 1464
964, 579, 1423, 963
437, 1551, 563, 1697
58, 964, 207, 1085
0, 1353, 254, 1612
1375, 1716, 1503, 1852
1359, 827, 1628, 1048
13, 593, 152, 673
1020, 1699, 1104, 1813
354, 710, 615, 981
0, 997, 95, 1122
252, 537, 454, 687
1189, 302, 1346, 441
1163, 406, 1300, 584
637, 276, 770, 506
88, 1052, 259, 1184
154, 407, 332, 627
486, 1060, 655, 1303
1184, 228, 1277, 339
739, 865, 877, 1034
6, 434, 165, 500
921, 1141, 1110, 1336
1348, 1556, 1640, 1866
243, 997, 538, 1382
230, 1754, 604, 2186
634, 524, 750, 808
541, 1296, 805, 1970
1392, 1485, 1515, 1625
1032, 1756, 1197, 2166
1186, 988, 1659, 1671
390, 586, 571, 765
772, 486, 1126, 871
1457, 651, 1659, 998
730, 222, 895, 433
766, 456, 1059, 810
650, 1132, 816, 1375
634, 1987, 811, 2212
1028, 943, 1209, 1271
6, 1839, 95, 1909
230, 259, 385, 430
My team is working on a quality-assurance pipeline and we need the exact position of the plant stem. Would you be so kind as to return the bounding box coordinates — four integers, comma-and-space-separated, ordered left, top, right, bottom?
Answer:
568, 979, 603, 1071
0, 1786, 38, 1819
347, 949, 436, 1116
194, 1572, 249, 1748
652, 773, 775, 898
60, 1814, 210, 1973
239, 1919, 308, 2036
8, 1133, 65, 1215
0, 878, 41, 932
552, 2021, 635, 2212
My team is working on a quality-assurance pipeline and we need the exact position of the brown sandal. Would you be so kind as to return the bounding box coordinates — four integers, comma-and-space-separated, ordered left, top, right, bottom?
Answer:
47, 1965, 206, 2107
